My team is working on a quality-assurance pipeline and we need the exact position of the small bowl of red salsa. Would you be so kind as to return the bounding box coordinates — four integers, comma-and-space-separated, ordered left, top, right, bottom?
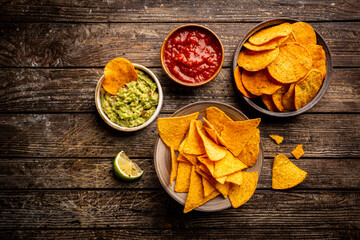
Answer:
161, 24, 224, 87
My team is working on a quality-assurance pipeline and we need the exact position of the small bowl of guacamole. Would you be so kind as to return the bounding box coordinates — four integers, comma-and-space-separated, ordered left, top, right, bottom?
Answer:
95, 64, 163, 132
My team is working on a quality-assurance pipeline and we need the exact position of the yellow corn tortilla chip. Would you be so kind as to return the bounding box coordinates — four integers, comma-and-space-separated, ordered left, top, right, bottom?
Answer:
175, 161, 192, 193
238, 128, 260, 167
269, 135, 284, 145
221, 118, 261, 156
292, 144, 305, 159
306, 44, 326, 79
225, 171, 244, 186
272, 85, 290, 112
292, 22, 317, 46
282, 83, 296, 111
229, 171, 258, 208
202, 177, 216, 197
177, 153, 191, 164
183, 120, 206, 155
102, 58, 138, 95
196, 121, 228, 161
205, 107, 233, 134
158, 112, 199, 150
203, 118, 227, 146
238, 48, 279, 72
234, 66, 256, 98
261, 94, 278, 112
184, 166, 220, 213
213, 151, 248, 178
294, 69, 323, 110
169, 147, 178, 186
268, 43, 312, 84
215, 176, 227, 184
249, 23, 292, 45
272, 154, 307, 189
281, 31, 297, 45
244, 35, 289, 51
197, 155, 215, 175
242, 69, 283, 96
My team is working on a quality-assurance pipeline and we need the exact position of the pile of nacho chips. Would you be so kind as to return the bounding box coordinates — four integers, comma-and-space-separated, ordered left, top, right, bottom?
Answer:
157, 107, 261, 213
235, 22, 326, 112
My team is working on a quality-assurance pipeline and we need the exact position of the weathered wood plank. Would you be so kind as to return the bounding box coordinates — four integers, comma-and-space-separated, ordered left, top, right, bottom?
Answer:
0, 114, 359, 158
0, 22, 359, 68
0, 190, 359, 229
0, 68, 359, 113
0, 157, 359, 190
1, 228, 359, 240
1, 0, 359, 23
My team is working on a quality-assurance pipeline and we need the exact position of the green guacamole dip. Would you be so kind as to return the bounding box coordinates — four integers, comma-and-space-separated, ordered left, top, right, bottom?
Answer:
100, 69, 159, 128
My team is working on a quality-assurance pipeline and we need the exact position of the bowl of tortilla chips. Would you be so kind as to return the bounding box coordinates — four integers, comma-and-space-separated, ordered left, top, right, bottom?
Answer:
232, 18, 332, 117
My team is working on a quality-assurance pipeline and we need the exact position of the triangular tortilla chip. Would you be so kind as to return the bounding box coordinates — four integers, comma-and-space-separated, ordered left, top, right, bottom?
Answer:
203, 118, 227, 146
169, 147, 178, 186
225, 171, 244, 185
229, 171, 258, 208
202, 177, 216, 197
213, 151, 248, 178
205, 107, 233, 134
272, 154, 307, 189
184, 166, 220, 213
221, 118, 261, 156
269, 134, 283, 145
215, 176, 227, 184
238, 128, 260, 167
197, 155, 215, 175
195, 165, 230, 198
177, 153, 191, 164
175, 161, 192, 193
196, 121, 228, 161
183, 120, 206, 155
157, 112, 199, 150
291, 144, 305, 159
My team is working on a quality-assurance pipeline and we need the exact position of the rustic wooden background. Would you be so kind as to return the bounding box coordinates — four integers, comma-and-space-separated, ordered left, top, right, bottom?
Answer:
0, 0, 359, 239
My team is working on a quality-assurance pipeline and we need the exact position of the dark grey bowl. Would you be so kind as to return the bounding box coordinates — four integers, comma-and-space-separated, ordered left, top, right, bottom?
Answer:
232, 18, 332, 117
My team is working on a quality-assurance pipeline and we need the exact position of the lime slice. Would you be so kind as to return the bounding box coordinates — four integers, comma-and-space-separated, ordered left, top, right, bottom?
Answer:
113, 151, 143, 181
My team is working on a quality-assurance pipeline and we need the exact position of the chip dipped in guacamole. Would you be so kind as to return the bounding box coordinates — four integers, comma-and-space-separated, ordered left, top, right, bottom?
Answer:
100, 68, 159, 128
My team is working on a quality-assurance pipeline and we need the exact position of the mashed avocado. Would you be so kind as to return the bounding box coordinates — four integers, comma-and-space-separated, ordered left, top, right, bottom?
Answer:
100, 69, 159, 128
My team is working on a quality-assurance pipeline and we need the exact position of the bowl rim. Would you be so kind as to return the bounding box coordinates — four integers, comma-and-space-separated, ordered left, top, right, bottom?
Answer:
232, 18, 333, 117
160, 24, 225, 87
95, 63, 164, 132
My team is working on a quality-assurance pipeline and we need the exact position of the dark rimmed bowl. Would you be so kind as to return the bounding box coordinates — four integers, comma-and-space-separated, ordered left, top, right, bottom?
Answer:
232, 18, 332, 117
161, 24, 225, 87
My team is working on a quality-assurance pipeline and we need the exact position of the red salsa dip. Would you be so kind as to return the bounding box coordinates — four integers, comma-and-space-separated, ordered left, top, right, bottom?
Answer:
163, 26, 223, 84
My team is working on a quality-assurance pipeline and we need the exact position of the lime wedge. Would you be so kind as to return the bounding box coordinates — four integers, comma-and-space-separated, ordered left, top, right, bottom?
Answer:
113, 151, 143, 181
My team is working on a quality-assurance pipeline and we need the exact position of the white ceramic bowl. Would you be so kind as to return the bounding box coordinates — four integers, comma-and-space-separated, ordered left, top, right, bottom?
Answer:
95, 63, 163, 132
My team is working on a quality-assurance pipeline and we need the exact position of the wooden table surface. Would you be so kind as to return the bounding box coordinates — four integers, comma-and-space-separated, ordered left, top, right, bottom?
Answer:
1, 1, 359, 239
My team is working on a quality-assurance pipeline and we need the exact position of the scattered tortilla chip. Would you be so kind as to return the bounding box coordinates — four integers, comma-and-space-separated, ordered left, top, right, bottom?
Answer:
244, 35, 289, 51
221, 118, 261, 156
242, 69, 283, 96
225, 171, 244, 186
234, 66, 256, 98
272, 85, 290, 112
306, 44, 326, 79
261, 94, 278, 112
203, 118, 227, 146
102, 58, 138, 95
206, 107, 233, 134
229, 171, 258, 208
269, 135, 284, 145
249, 23, 292, 45
294, 69, 323, 110
183, 120, 205, 155
202, 177, 216, 197
238, 128, 260, 167
184, 166, 220, 213
292, 144, 305, 159
196, 121, 228, 161
197, 155, 215, 175
238, 48, 279, 72
272, 154, 307, 189
268, 43, 312, 84
282, 83, 296, 111
158, 112, 199, 150
292, 22, 317, 46
169, 147, 178, 186
174, 162, 192, 193
213, 151, 248, 178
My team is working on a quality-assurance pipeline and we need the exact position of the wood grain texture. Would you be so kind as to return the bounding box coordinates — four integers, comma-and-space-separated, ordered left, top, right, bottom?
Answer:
0, 68, 359, 113
0, 190, 359, 229
0, 157, 359, 190
0, 113, 359, 158
0, 22, 359, 68
0, 0, 359, 23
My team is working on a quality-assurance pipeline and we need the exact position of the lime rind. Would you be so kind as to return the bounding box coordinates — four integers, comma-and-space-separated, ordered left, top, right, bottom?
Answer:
113, 151, 143, 181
